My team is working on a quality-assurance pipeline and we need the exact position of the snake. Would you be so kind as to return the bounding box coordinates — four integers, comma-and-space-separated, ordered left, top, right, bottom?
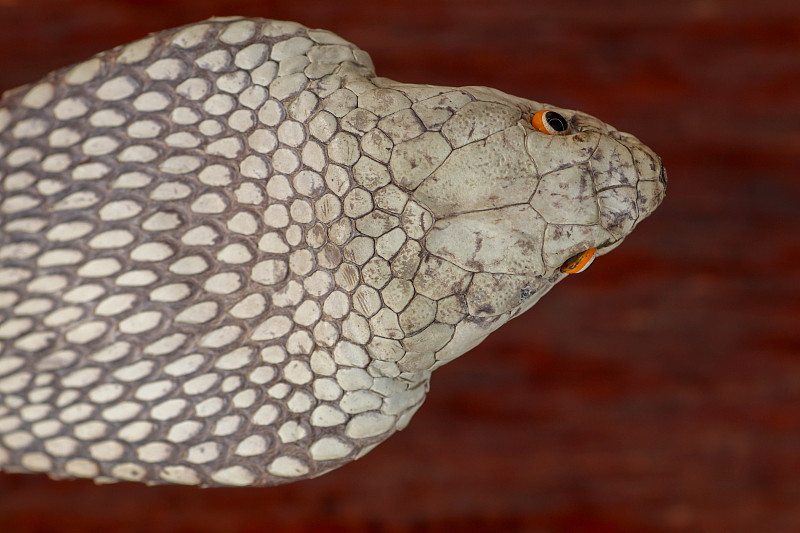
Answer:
0, 17, 666, 487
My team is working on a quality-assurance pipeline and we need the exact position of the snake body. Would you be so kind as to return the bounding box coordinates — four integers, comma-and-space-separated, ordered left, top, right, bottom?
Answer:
0, 17, 665, 486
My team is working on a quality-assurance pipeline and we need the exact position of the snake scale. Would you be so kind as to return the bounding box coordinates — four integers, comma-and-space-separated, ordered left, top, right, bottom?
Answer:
0, 17, 665, 487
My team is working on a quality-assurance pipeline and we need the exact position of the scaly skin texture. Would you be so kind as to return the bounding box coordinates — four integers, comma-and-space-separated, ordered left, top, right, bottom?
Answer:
0, 17, 666, 487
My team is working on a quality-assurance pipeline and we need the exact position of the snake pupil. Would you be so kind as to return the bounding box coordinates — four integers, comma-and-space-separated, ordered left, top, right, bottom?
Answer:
545, 111, 569, 132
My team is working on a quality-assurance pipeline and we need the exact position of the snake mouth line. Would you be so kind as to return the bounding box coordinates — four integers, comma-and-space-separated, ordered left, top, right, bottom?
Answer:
595, 184, 633, 194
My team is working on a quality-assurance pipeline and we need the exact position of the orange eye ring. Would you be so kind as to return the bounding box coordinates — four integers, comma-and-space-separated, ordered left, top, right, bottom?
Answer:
532, 110, 570, 135
560, 248, 597, 274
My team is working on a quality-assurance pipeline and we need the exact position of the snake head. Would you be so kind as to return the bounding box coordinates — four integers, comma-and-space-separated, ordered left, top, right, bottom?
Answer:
404, 87, 666, 362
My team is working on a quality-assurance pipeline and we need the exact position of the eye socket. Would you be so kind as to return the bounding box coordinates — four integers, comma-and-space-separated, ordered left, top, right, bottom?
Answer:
532, 110, 570, 135
560, 248, 597, 274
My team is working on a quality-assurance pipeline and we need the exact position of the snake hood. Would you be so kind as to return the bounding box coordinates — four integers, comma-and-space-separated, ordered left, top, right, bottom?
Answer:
0, 17, 665, 487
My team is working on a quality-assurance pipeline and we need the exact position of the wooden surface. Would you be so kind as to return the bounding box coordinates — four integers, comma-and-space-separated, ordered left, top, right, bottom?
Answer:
1, 1, 799, 531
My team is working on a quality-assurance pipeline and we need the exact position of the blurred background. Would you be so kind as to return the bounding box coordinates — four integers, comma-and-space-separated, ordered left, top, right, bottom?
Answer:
0, 1, 798, 531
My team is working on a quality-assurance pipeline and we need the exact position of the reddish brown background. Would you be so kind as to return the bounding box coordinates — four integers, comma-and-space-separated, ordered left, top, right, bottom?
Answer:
1, 1, 799, 532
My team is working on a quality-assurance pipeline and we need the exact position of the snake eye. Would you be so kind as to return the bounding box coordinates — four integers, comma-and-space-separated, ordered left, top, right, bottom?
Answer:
560, 248, 597, 274
532, 110, 570, 135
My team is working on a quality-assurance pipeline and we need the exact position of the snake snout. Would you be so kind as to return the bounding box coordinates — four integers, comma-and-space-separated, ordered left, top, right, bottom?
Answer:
632, 156, 667, 226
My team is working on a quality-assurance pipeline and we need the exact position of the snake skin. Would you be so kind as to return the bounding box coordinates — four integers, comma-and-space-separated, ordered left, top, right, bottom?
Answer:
0, 17, 666, 486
